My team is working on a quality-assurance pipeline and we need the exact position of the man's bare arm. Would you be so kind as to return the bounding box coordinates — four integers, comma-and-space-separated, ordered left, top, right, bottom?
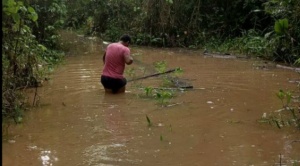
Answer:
125, 55, 133, 65
103, 52, 106, 64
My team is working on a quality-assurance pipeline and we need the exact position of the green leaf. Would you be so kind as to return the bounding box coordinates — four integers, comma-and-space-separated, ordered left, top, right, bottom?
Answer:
27, 6, 38, 21
7, 0, 16, 7
28, 13, 38, 22
294, 58, 300, 65
12, 13, 20, 23
146, 115, 152, 127
274, 19, 288, 35
276, 89, 285, 100
285, 91, 292, 105
27, 6, 35, 13
274, 22, 281, 34
280, 19, 288, 29
160, 135, 163, 141
38, 44, 47, 51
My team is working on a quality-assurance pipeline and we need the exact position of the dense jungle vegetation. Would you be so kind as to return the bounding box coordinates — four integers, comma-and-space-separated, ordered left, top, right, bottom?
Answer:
2, 0, 300, 123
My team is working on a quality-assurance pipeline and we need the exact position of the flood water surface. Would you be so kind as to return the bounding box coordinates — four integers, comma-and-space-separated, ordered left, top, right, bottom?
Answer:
2, 31, 300, 166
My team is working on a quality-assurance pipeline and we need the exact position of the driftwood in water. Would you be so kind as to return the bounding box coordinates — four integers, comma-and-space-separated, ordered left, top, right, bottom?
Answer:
128, 69, 177, 82
168, 76, 194, 89
276, 64, 300, 72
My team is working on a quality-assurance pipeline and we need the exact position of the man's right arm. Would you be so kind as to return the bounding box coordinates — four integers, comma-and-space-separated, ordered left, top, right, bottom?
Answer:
125, 55, 133, 65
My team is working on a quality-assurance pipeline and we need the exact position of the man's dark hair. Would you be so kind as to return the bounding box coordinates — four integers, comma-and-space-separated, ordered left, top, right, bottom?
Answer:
120, 34, 131, 43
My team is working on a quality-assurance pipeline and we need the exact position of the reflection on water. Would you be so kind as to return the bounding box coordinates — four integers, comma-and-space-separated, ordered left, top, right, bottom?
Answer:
2, 31, 299, 166
82, 143, 140, 165
80, 93, 142, 165
26, 145, 59, 166
101, 93, 131, 143
40, 150, 58, 166
83, 143, 125, 164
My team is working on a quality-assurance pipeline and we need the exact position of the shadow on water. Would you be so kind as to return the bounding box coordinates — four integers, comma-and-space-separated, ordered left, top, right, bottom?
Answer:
2, 31, 300, 166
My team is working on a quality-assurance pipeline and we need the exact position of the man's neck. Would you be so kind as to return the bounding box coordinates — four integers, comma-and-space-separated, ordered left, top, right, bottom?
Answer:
119, 41, 128, 47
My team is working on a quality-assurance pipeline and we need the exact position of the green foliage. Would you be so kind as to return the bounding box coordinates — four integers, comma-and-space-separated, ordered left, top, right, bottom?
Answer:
63, 0, 298, 65
153, 61, 184, 87
140, 86, 175, 107
2, 0, 38, 25
2, 0, 43, 88
155, 90, 174, 106
154, 61, 167, 73
165, 0, 173, 4
30, 0, 67, 49
144, 87, 154, 97
264, 0, 300, 65
258, 90, 300, 129
41, 49, 65, 66
205, 29, 275, 59
276, 89, 292, 107
295, 58, 300, 65
2, 0, 66, 124
104, 25, 124, 42
125, 67, 136, 78
173, 67, 183, 77
274, 19, 289, 35
139, 61, 182, 106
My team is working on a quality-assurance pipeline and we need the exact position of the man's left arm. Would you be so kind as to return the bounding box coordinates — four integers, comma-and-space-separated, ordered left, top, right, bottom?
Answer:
102, 51, 106, 64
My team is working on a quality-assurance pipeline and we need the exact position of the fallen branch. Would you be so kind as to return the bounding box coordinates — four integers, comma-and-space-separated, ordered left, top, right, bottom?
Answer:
128, 68, 177, 82
276, 64, 300, 72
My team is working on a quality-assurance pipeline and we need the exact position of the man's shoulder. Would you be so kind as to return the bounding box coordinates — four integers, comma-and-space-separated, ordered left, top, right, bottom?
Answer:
108, 42, 124, 48
108, 42, 130, 52
108, 42, 118, 47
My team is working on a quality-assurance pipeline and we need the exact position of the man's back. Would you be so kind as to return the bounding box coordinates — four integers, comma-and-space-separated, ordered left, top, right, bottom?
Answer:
102, 43, 130, 79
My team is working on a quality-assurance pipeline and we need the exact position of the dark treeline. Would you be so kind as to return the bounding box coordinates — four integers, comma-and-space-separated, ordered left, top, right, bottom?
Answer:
64, 0, 299, 64
2, 0, 300, 122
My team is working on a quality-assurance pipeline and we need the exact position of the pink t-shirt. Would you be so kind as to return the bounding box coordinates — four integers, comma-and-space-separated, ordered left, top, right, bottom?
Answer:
102, 43, 130, 79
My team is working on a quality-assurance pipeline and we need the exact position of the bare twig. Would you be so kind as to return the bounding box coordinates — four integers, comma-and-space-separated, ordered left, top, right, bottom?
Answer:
32, 86, 38, 106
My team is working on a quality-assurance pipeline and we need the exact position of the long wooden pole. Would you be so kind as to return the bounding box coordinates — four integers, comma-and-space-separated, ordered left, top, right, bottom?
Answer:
128, 68, 177, 82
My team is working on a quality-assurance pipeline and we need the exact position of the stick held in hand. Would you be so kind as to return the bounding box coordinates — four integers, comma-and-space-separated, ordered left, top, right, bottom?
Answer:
128, 68, 178, 82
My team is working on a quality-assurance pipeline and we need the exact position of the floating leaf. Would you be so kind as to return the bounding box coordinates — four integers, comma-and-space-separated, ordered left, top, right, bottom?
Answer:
146, 115, 152, 127
276, 89, 285, 101
169, 124, 172, 132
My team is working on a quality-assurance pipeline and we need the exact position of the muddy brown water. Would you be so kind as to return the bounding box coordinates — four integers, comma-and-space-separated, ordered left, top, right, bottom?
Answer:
2, 31, 300, 166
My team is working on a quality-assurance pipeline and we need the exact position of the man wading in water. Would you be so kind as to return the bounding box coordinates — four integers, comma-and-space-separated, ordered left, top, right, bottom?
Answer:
101, 34, 133, 94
